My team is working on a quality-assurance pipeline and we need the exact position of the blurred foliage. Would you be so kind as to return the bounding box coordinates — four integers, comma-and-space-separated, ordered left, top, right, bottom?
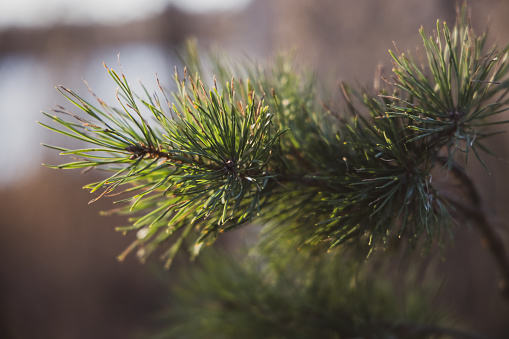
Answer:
155, 243, 453, 339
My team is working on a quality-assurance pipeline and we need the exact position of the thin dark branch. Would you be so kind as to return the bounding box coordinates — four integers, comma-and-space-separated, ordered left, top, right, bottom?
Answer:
438, 157, 509, 300
125, 143, 219, 170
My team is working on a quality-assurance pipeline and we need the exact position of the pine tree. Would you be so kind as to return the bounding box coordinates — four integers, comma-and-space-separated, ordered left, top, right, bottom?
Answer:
40, 3, 509, 338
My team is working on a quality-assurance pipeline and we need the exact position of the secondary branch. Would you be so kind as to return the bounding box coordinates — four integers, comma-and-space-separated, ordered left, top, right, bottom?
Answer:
440, 158, 509, 300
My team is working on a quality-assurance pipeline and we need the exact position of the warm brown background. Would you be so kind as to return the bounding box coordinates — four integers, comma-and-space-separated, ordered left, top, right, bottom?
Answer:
1, 0, 509, 338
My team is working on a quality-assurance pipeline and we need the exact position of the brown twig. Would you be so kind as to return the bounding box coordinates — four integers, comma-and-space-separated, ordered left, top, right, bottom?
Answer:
438, 157, 509, 300
125, 143, 218, 170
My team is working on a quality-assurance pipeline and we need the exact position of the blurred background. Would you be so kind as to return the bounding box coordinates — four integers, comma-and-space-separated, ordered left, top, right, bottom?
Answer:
1, 0, 509, 338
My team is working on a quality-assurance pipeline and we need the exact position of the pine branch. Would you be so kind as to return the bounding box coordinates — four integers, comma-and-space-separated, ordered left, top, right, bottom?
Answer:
38, 3, 509, 337
39, 3, 509, 291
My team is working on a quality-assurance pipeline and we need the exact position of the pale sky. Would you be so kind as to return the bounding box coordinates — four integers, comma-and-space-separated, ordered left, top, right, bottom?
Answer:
0, 0, 251, 27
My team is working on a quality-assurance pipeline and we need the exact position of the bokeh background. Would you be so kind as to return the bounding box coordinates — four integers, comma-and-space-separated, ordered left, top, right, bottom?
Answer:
1, 0, 509, 338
